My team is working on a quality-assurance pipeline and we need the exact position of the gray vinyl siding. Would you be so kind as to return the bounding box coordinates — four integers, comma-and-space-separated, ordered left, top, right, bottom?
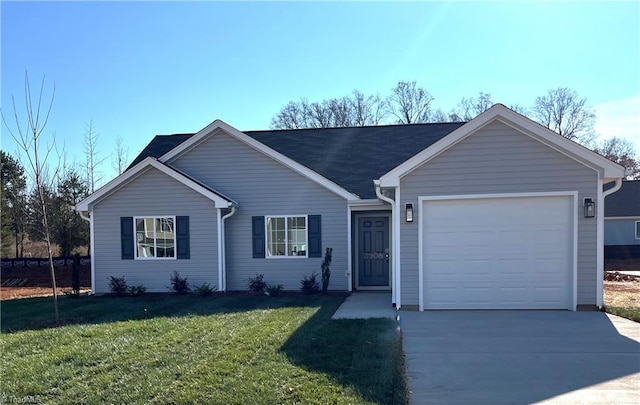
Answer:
399, 121, 599, 306
93, 168, 219, 293
605, 218, 640, 245
170, 131, 348, 291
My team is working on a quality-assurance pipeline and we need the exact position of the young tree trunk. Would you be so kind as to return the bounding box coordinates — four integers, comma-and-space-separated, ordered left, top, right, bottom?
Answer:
2, 71, 60, 321
39, 185, 59, 320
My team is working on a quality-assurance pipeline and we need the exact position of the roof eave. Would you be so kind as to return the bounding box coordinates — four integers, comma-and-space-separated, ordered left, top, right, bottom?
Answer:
159, 119, 360, 201
74, 157, 234, 211
378, 104, 626, 185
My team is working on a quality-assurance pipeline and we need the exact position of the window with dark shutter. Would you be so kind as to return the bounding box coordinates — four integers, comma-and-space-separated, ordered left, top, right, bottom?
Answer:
121, 217, 134, 260
308, 215, 321, 258
176, 216, 190, 259
252, 216, 265, 258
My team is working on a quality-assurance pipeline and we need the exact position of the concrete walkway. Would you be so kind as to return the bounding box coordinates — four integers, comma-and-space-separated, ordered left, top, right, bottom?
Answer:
401, 311, 640, 404
331, 292, 397, 319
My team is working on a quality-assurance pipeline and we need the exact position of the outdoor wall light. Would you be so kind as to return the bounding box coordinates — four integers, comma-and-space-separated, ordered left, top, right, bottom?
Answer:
583, 198, 595, 218
405, 203, 414, 222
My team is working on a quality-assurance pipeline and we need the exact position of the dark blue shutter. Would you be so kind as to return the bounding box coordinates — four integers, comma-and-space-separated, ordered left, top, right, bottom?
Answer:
252, 216, 265, 258
308, 215, 321, 258
176, 216, 190, 260
121, 217, 134, 260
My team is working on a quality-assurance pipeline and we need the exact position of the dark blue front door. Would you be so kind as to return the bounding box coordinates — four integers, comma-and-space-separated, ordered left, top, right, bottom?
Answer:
358, 216, 390, 287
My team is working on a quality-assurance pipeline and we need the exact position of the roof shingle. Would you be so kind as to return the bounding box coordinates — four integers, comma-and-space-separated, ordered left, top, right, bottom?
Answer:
129, 122, 466, 199
605, 180, 640, 217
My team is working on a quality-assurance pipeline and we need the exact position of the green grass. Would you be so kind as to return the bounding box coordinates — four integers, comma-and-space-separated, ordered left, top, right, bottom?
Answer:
604, 306, 640, 323
1, 294, 407, 404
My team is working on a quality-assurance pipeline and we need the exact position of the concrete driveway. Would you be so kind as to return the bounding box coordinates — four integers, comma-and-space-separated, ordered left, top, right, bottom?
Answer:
400, 311, 640, 404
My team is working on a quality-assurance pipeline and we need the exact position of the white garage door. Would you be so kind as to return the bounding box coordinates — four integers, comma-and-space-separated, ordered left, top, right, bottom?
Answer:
422, 195, 574, 310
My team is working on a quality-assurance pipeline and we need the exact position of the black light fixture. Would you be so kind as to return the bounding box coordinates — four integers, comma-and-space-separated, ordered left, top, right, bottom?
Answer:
405, 203, 414, 222
583, 198, 595, 218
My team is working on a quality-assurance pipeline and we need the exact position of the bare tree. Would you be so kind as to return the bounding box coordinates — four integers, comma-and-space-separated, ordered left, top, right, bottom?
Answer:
451, 92, 493, 121
594, 137, 639, 179
430, 108, 460, 123
112, 134, 130, 175
508, 103, 529, 116
350, 90, 387, 126
1, 72, 60, 320
388, 80, 434, 124
83, 119, 107, 192
270, 90, 388, 129
270, 100, 309, 129
531, 87, 596, 145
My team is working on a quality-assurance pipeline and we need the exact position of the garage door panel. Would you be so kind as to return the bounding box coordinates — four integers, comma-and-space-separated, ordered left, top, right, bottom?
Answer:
423, 196, 573, 310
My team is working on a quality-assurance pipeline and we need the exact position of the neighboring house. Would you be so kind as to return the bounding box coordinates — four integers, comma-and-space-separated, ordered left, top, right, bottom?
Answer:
604, 180, 640, 257
76, 105, 625, 310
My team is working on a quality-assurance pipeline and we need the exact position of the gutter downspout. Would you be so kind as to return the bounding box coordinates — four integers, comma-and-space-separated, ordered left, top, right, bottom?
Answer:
596, 178, 623, 308
77, 209, 95, 295
220, 205, 237, 292
602, 178, 622, 199
374, 180, 399, 309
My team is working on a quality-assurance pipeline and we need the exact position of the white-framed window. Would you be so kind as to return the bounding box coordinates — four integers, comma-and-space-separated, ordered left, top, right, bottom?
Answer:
135, 216, 176, 259
266, 215, 307, 257
636, 221, 640, 240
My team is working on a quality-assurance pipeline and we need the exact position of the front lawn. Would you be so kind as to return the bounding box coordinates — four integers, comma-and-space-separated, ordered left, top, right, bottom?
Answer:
0, 294, 406, 404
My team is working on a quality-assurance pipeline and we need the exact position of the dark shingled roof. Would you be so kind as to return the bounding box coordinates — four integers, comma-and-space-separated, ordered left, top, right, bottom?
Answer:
129, 122, 466, 199
129, 133, 193, 168
605, 180, 640, 217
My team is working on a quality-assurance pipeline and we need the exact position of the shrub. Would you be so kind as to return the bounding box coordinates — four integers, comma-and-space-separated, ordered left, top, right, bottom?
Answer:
301, 272, 320, 295
247, 274, 267, 293
109, 276, 128, 296
127, 285, 146, 297
170, 271, 191, 295
321, 247, 333, 293
194, 282, 218, 296
265, 284, 284, 297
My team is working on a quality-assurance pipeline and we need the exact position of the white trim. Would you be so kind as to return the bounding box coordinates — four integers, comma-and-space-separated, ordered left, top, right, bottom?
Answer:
572, 193, 579, 312
160, 120, 359, 201
347, 205, 352, 292
394, 187, 401, 308
264, 215, 309, 258
220, 207, 236, 292
604, 216, 640, 220
348, 199, 389, 211
418, 191, 578, 311
75, 157, 233, 211
418, 196, 424, 311
379, 104, 625, 187
133, 216, 178, 260
423, 191, 576, 201
217, 209, 223, 291
596, 180, 605, 307
374, 181, 398, 307
89, 213, 95, 295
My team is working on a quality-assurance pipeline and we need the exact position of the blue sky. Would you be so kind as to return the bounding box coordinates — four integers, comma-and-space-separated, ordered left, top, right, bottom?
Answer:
2, 1, 639, 185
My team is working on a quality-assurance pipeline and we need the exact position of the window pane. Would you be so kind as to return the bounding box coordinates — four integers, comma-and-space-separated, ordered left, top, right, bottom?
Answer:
136, 218, 154, 257
636, 221, 640, 239
135, 217, 176, 258
287, 217, 307, 256
267, 217, 286, 256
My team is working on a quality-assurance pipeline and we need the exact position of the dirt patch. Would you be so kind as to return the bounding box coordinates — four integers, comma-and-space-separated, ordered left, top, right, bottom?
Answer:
0, 286, 90, 300
604, 271, 640, 282
604, 280, 640, 308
